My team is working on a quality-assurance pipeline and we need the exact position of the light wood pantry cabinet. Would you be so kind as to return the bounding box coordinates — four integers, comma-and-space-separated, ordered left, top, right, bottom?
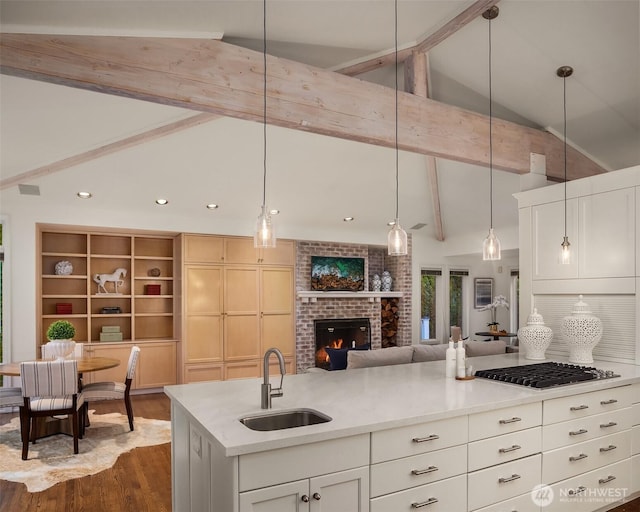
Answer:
38, 224, 179, 388
181, 234, 295, 383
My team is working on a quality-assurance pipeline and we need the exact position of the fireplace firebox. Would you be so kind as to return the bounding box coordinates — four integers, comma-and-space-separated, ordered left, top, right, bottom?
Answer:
314, 318, 371, 369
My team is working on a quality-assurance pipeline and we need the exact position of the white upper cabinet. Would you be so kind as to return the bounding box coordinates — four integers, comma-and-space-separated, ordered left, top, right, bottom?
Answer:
579, 188, 635, 278
533, 198, 578, 280
532, 188, 635, 280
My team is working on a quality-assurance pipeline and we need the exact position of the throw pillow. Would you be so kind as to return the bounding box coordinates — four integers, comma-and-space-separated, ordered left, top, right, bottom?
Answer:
324, 344, 370, 371
465, 340, 507, 357
412, 344, 448, 362
347, 345, 414, 369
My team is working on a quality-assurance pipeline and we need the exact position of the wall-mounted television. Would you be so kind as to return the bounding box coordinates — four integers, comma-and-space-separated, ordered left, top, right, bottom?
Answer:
311, 256, 365, 291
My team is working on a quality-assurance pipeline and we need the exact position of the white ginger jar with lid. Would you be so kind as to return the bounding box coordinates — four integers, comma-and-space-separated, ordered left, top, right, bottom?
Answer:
381, 271, 392, 292
517, 308, 553, 360
561, 295, 603, 364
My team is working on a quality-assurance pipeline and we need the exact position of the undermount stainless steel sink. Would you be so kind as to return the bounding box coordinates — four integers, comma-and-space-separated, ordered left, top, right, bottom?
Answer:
240, 408, 332, 431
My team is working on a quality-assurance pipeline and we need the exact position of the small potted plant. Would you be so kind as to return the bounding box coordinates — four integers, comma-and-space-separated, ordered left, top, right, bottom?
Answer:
45, 320, 76, 360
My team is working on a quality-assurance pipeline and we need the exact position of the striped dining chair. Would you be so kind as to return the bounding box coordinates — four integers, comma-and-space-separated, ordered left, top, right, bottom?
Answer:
19, 359, 84, 460
82, 345, 140, 431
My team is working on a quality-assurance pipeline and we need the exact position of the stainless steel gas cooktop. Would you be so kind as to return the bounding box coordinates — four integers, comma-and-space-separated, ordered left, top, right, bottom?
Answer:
474, 361, 620, 389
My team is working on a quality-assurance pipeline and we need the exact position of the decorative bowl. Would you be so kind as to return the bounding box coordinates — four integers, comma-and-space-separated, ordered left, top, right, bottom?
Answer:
45, 339, 76, 360
54, 260, 73, 276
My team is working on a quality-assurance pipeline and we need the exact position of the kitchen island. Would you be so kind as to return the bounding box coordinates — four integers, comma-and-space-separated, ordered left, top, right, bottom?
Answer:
165, 353, 640, 511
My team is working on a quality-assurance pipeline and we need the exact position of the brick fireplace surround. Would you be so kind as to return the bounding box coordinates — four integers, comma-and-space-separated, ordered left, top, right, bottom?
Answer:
295, 238, 412, 372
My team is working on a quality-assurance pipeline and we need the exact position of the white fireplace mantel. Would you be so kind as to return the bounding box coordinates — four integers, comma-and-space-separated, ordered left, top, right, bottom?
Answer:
297, 291, 403, 303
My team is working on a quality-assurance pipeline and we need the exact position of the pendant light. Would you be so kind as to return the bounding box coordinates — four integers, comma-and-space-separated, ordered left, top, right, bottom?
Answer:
254, 0, 276, 248
481, 6, 501, 261
557, 65, 573, 264
387, 0, 408, 256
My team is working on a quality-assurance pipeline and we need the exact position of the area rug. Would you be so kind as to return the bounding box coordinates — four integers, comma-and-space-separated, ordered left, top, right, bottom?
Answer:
0, 410, 171, 492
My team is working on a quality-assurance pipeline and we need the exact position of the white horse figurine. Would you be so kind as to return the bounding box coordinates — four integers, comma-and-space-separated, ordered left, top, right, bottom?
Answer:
93, 268, 127, 294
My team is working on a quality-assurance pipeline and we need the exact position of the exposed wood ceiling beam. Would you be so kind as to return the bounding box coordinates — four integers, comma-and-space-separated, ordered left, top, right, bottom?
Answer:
334, 0, 500, 76
0, 112, 218, 190
0, 33, 605, 180
406, 52, 445, 242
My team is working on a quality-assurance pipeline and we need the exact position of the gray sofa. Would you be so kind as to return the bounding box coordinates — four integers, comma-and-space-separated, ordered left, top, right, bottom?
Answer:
345, 340, 508, 370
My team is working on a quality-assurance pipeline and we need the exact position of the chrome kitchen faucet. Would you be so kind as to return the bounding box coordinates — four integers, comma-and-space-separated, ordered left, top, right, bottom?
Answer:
261, 347, 286, 409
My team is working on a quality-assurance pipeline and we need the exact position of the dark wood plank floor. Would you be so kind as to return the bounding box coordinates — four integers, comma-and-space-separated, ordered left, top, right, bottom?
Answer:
0, 393, 172, 512
1, 392, 639, 512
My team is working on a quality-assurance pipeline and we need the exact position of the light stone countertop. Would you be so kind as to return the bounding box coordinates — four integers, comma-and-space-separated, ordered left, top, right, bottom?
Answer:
164, 353, 640, 457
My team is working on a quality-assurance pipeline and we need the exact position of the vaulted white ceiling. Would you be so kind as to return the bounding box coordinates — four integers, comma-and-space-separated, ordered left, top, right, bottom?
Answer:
1, 1, 638, 250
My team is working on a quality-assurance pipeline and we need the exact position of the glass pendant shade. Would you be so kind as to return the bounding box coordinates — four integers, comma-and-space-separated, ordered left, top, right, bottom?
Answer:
388, 219, 408, 256
254, 205, 276, 248
482, 227, 501, 261
560, 236, 571, 265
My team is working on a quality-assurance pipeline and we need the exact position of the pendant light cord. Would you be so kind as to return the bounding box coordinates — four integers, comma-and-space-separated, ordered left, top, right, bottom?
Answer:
563, 73, 567, 238
394, 0, 399, 221
488, 15, 493, 230
262, 0, 267, 209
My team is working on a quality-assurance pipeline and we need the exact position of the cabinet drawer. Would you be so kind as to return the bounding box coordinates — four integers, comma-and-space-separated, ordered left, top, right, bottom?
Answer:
473, 492, 541, 512
633, 454, 640, 494
543, 386, 633, 425
632, 425, 640, 456
468, 454, 541, 511
370, 474, 466, 512
469, 402, 542, 441
545, 458, 631, 512
633, 402, 640, 425
542, 408, 633, 451
542, 430, 631, 484
371, 415, 467, 463
469, 427, 541, 472
238, 433, 369, 491
370, 444, 466, 498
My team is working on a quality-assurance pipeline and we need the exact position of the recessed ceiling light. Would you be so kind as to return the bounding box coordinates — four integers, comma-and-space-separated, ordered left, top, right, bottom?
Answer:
270, 209, 280, 215
77, 191, 92, 199
343, 217, 354, 222
206, 203, 219, 210
155, 198, 169, 205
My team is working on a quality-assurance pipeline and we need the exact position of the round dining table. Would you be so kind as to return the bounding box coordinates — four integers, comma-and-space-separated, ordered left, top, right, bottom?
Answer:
0, 356, 120, 377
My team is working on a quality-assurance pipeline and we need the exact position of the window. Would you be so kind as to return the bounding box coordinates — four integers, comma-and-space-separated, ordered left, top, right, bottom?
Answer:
450, 270, 469, 336
420, 269, 442, 341
0, 223, 3, 383
510, 270, 519, 332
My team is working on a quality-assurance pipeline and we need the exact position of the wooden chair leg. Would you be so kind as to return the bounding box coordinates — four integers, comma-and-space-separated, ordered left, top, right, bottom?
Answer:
19, 407, 30, 461
30, 417, 38, 444
72, 409, 79, 454
125, 394, 134, 431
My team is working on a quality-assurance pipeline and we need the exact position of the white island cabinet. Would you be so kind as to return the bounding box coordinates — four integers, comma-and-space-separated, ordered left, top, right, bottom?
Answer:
165, 353, 640, 512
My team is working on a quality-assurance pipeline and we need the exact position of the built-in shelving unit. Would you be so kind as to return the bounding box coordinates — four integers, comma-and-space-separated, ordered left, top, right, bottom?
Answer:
37, 224, 179, 389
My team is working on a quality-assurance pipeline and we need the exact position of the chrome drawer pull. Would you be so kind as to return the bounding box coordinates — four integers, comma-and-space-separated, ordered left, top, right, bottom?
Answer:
569, 453, 588, 462
568, 486, 587, 496
411, 497, 438, 508
498, 417, 521, 424
599, 475, 616, 485
569, 429, 588, 436
600, 399, 618, 405
600, 445, 617, 452
499, 444, 521, 453
411, 466, 439, 476
570, 405, 589, 411
412, 434, 440, 443
600, 421, 617, 428
498, 474, 521, 484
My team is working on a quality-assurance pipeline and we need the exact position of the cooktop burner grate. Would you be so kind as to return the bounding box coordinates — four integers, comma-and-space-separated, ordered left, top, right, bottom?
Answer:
474, 361, 620, 389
